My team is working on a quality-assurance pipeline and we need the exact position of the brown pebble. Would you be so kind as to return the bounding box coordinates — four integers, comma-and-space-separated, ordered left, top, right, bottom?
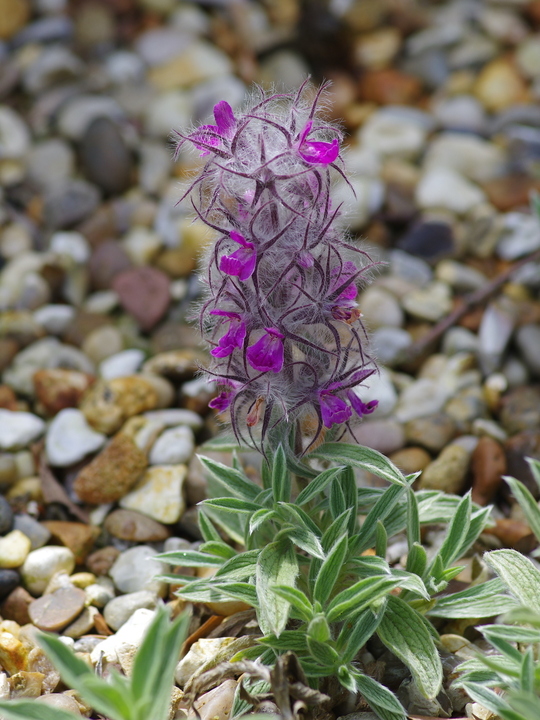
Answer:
388, 447, 431, 476
155, 247, 197, 278
0, 632, 28, 675
36, 693, 82, 715
143, 348, 206, 380
33, 369, 95, 415
88, 240, 133, 290
27, 647, 60, 693
484, 518, 535, 550
104, 508, 170, 542
0, 338, 19, 373
0, 0, 30, 39
418, 444, 470, 495
471, 436, 506, 506
85, 545, 120, 576
504, 431, 540, 497
41, 521, 99, 564
80, 117, 133, 196
74, 433, 147, 504
0, 384, 17, 410
80, 376, 159, 434
8, 671, 43, 699
499, 386, 540, 435
483, 174, 540, 212
29, 586, 86, 632
405, 413, 457, 453
358, 68, 422, 105
93, 610, 113, 635
113, 266, 171, 331
0, 585, 33, 626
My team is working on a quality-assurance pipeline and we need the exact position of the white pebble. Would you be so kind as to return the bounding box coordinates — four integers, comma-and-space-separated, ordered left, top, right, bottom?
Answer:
46, 409, 106, 467
0, 410, 45, 451
149, 425, 195, 465
99, 349, 145, 380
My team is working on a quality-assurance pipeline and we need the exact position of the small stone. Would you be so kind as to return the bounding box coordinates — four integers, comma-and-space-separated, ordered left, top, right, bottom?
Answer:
445, 386, 488, 433
21, 546, 75, 596
62, 606, 99, 639
474, 58, 529, 112
416, 167, 486, 214
148, 426, 195, 466
432, 94, 487, 134
418, 444, 471, 494
359, 110, 426, 159
144, 408, 204, 430
388, 447, 432, 476
88, 241, 133, 291
58, 95, 124, 141
74, 433, 147, 504
405, 413, 457, 453
358, 287, 403, 329
43, 180, 101, 230
29, 586, 86, 632
0, 570, 19, 601
81, 325, 124, 365
103, 590, 160, 631
0, 410, 45, 451
352, 419, 405, 456
0, 495, 13, 535
41, 522, 98, 564
80, 118, 133, 196
86, 546, 120, 576
148, 41, 232, 91
142, 350, 205, 380
175, 637, 237, 688
436, 260, 487, 293
485, 518, 534, 550
27, 139, 75, 191
109, 545, 166, 596
0, 586, 33, 626
0, 633, 28, 675
84, 581, 114, 609
12, 515, 50, 550
120, 464, 187, 524
50, 231, 90, 264
33, 305, 76, 336
46, 408, 105, 467
499, 387, 540, 435
515, 324, 540, 376
36, 693, 82, 715
113, 267, 171, 332
402, 281, 452, 322
8, 671, 43, 699
478, 299, 518, 375
471, 436, 506, 506
80, 376, 159, 434
505, 431, 540, 497
194, 679, 237, 720
398, 221, 455, 263
99, 349, 145, 380
0, 0, 30, 39
90, 607, 156, 674
371, 327, 412, 366
104, 508, 170, 542
497, 213, 540, 259
26, 646, 60, 693
0, 531, 31, 569
358, 68, 422, 105
34, 369, 96, 416
423, 132, 505, 184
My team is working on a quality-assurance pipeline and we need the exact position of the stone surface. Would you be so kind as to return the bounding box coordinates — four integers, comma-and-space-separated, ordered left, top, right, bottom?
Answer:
113, 267, 171, 332
148, 425, 195, 465
405, 413, 457, 453
99, 349, 145, 380
119, 464, 187, 524
90, 607, 156, 674
34, 368, 94, 415
0, 410, 45, 451
104, 508, 170, 542
103, 590, 160, 631
0, 569, 19, 601
73, 433, 147, 504
0, 495, 13, 535
0, 586, 33, 626
41, 521, 98, 563
62, 606, 99, 639
21, 546, 75, 596
471, 436, 506, 506
28, 586, 86, 632
36, 693, 82, 715
499, 387, 540, 435
109, 545, 166, 595
46, 408, 106, 467
80, 376, 159, 434
80, 117, 133, 196
416, 167, 486, 214
194, 679, 237, 720
418, 443, 471, 494
0, 530, 31, 569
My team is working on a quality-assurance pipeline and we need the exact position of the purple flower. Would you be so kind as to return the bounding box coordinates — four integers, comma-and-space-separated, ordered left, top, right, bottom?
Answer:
209, 390, 234, 412
247, 328, 285, 373
219, 231, 256, 281
347, 392, 378, 419
319, 390, 353, 428
210, 310, 246, 358
297, 120, 339, 165
190, 101, 236, 156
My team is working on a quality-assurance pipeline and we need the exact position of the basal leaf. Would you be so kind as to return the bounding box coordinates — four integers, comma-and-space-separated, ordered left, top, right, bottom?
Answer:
199, 541, 237, 560
155, 549, 224, 568
313, 534, 348, 606
271, 444, 290, 503
306, 636, 339, 667
505, 475, 540, 544
270, 585, 313, 622
214, 550, 259, 580
295, 466, 346, 505
352, 672, 407, 720
326, 576, 399, 623
481, 624, 540, 645
276, 526, 325, 560
427, 578, 518, 619
198, 512, 222, 542
202, 497, 262, 514
198, 455, 261, 501
436, 492, 471, 570
249, 508, 276, 535
259, 630, 309, 653
406, 542, 427, 578
329, 478, 346, 519
311, 443, 406, 486
353, 483, 408, 554
337, 608, 383, 663
377, 595, 442, 699
485, 549, 540, 610
407, 487, 420, 548
256, 539, 298, 635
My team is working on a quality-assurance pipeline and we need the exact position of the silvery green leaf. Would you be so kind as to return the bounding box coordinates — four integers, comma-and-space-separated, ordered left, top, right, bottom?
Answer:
198, 512, 222, 542
215, 582, 259, 606
340, 466, 358, 533
199, 435, 246, 452
337, 608, 383, 663
417, 491, 462, 524
354, 483, 409, 554
436, 492, 471, 569
504, 476, 540, 543
485, 549, 540, 610
481, 624, 540, 644
526, 457, 540, 493
377, 595, 442, 699
155, 549, 224, 568
388, 569, 429, 599
406, 542, 427, 577
259, 630, 309, 653
214, 550, 259, 580
329, 476, 346, 519
271, 444, 290, 503
459, 683, 520, 720
295, 466, 346, 505
352, 672, 407, 720
407, 487, 420, 548
249, 508, 276, 535
306, 636, 339, 667
270, 585, 313, 622
321, 508, 353, 553
455, 505, 492, 559
375, 520, 387, 558
427, 578, 518, 618
201, 505, 245, 545
256, 539, 298, 635
0, 701, 81, 720
276, 526, 324, 560
508, 691, 540, 720
276, 503, 321, 536
197, 455, 261, 501
503, 606, 540, 628
311, 443, 407, 486
520, 648, 534, 693
313, 534, 348, 606
326, 576, 400, 623
199, 541, 237, 560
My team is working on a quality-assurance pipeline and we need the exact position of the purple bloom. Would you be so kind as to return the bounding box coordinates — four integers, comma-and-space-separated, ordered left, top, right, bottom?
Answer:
297, 120, 339, 165
347, 392, 378, 419
319, 390, 353, 428
209, 390, 234, 412
210, 310, 246, 358
219, 231, 256, 281
190, 101, 236, 156
247, 328, 284, 373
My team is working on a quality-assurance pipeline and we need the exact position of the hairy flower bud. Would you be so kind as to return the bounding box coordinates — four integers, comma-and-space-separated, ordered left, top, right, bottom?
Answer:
177, 80, 378, 452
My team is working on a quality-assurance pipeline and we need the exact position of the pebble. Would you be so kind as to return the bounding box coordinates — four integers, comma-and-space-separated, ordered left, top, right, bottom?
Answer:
0, 0, 30, 39
371, 327, 412, 366
359, 110, 426, 159
398, 221, 455, 263
80, 117, 133, 196
34, 369, 95, 416
175, 637, 237, 688
13, 515, 50, 550
148, 425, 195, 465
474, 57, 529, 112
80, 376, 159, 434
352, 419, 405, 456
84, 581, 114, 609
194, 679, 237, 720
416, 167, 486, 214
0, 106, 30, 159
0, 530, 31, 569
63, 606, 99, 639
423, 133, 505, 184
405, 413, 456, 453
99, 349, 145, 380
57, 95, 125, 141
0, 410, 45, 451
46, 408, 105, 467
431, 95, 487, 133
0, 586, 33, 626
418, 443, 471, 494
0, 569, 19, 601
109, 545, 166, 596
113, 267, 171, 332
478, 300, 518, 375
28, 585, 86, 632
33, 305, 76, 336
41, 521, 98, 564
104, 508, 170, 542
471, 436, 506, 506
402, 281, 452, 322
499, 386, 540, 435
120, 464, 187, 524
74, 433, 147, 504
43, 180, 101, 230
90, 607, 156, 674
103, 590, 160, 631
389, 447, 432, 476
0, 495, 13, 534
36, 693, 82, 715
27, 138, 75, 190
21, 546, 75, 596
358, 286, 404, 329
515, 324, 540, 376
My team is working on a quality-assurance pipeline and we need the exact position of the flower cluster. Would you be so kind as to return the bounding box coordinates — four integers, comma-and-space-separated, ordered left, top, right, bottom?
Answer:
177, 81, 378, 451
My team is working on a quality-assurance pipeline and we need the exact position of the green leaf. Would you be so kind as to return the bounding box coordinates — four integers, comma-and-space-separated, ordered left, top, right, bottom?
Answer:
427, 578, 518, 618
329, 478, 346, 519
455, 505, 492, 560
198, 512, 222, 542
214, 550, 259, 580
216, 582, 259, 606
337, 665, 358, 693
312, 443, 407, 486
155, 549, 224, 568
271, 444, 290, 503
526, 457, 540, 494
313, 534, 348, 606
460, 683, 523, 720
259, 630, 309, 653
199, 541, 237, 560
276, 503, 321, 537
321, 508, 353, 553
354, 483, 408, 554
436, 492, 471, 569
197, 455, 261, 501
375, 520, 387, 559
407, 487, 420, 548
307, 614, 331, 643
199, 435, 246, 452
249, 508, 276, 535
340, 465, 358, 534
326, 576, 400, 623
352, 672, 407, 720
406, 542, 427, 577
256, 539, 298, 635
505, 475, 540, 543
485, 549, 540, 610
481, 623, 540, 644
388, 569, 429, 599
270, 585, 313, 622
202, 497, 262, 514
66, 673, 133, 720
337, 608, 383, 663
508, 691, 540, 720
306, 636, 339, 667
276, 526, 325, 560
0, 701, 81, 720
295, 466, 345, 505
520, 648, 534, 693
201, 505, 245, 545
377, 595, 442, 699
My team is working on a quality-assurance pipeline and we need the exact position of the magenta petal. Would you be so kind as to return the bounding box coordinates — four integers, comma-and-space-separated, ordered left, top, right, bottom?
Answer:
347, 391, 378, 418
219, 246, 256, 281
299, 139, 339, 165
319, 392, 352, 428
246, 329, 284, 373
229, 230, 252, 248
209, 390, 233, 412
214, 101, 236, 138
211, 316, 246, 358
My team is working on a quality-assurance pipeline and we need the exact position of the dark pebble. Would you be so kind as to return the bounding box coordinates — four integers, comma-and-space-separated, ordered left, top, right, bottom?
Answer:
397, 221, 455, 263
88, 240, 132, 290
43, 179, 100, 229
0, 495, 13, 535
0, 569, 19, 602
80, 117, 133, 196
